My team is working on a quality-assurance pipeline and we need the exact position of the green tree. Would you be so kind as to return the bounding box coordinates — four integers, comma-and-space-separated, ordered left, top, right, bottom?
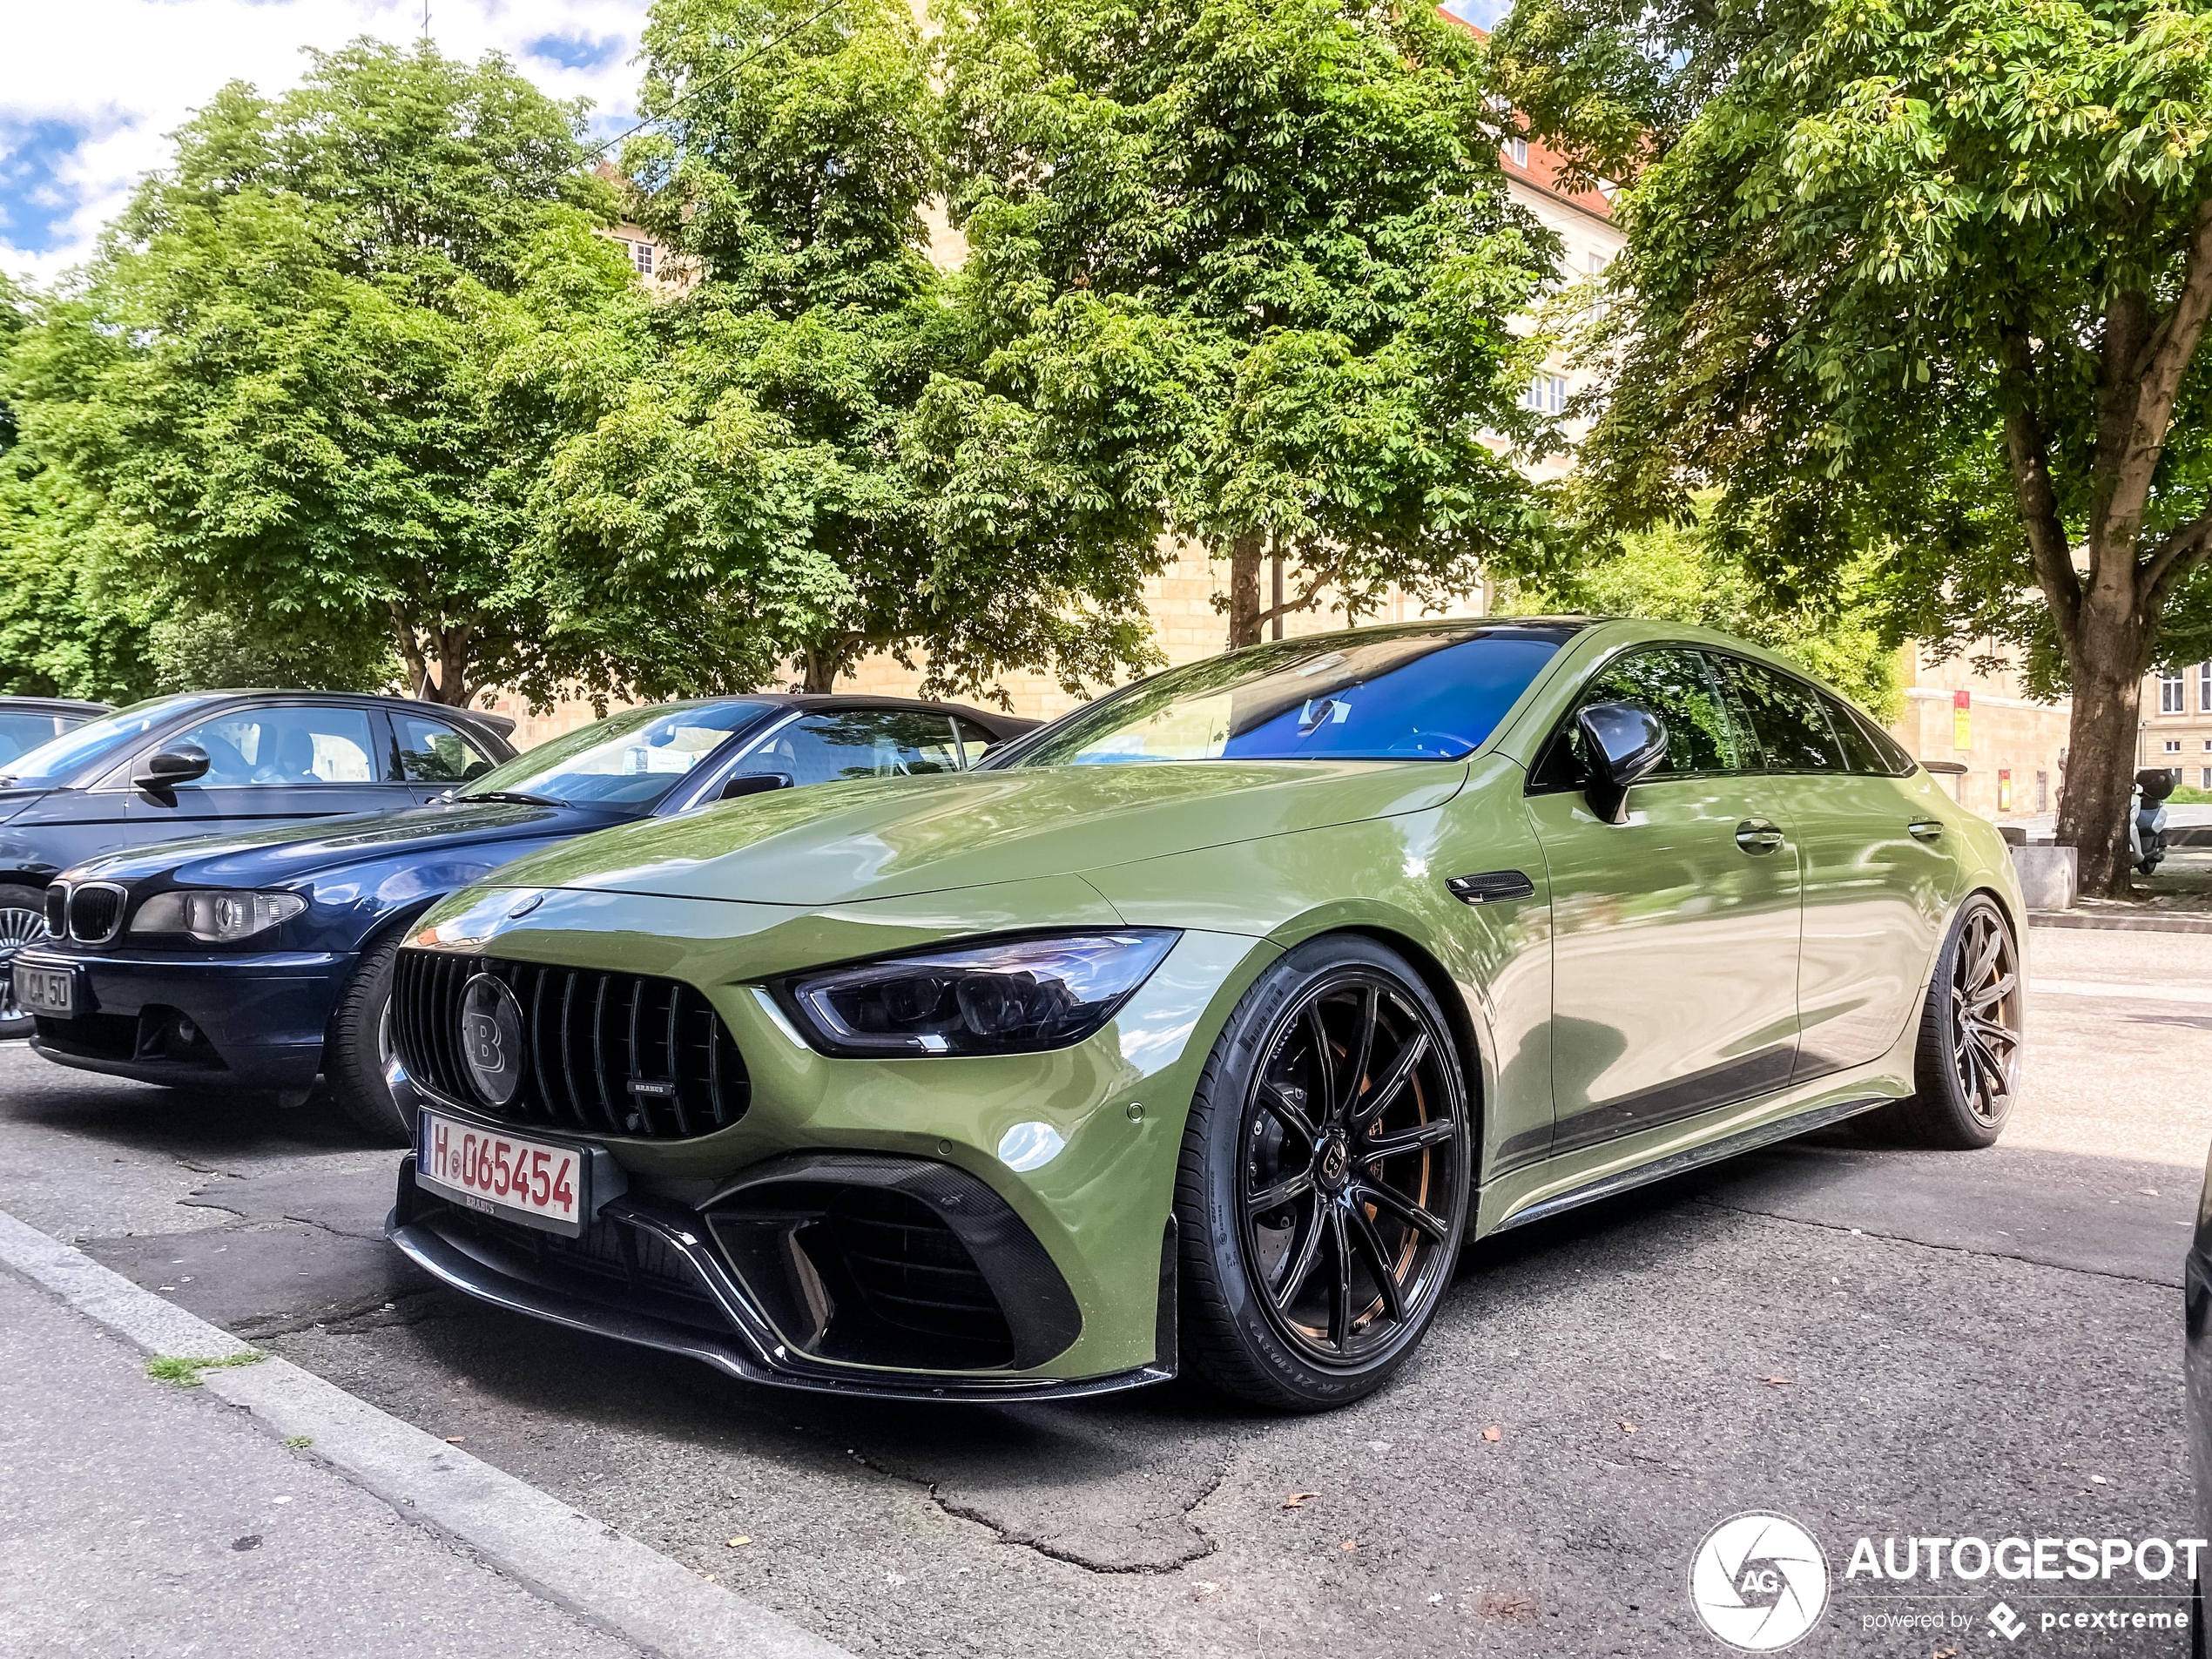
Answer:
539, 0, 1170, 698
1491, 0, 2212, 894
939, 0, 1559, 648
4, 41, 646, 710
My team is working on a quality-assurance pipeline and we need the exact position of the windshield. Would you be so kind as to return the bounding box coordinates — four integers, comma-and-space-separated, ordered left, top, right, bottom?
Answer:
458, 700, 774, 809
1003, 626, 1576, 768
0, 695, 219, 787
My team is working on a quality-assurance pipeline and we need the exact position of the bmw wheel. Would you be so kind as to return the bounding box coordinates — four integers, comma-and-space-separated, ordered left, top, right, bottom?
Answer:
1877, 893, 2022, 1150
0, 883, 49, 1041
1177, 937, 1472, 1411
326, 927, 415, 1145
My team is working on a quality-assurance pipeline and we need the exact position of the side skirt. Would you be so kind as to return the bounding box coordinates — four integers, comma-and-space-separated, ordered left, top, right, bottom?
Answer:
1489, 1094, 1892, 1233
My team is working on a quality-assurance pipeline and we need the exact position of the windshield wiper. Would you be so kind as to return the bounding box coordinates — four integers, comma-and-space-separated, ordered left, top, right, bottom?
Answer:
455, 789, 561, 807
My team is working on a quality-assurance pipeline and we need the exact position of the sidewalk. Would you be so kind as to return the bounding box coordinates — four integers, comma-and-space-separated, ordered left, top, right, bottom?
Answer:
0, 1264, 639, 1659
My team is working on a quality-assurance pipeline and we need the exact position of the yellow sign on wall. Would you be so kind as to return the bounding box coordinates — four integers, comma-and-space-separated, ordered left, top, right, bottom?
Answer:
1952, 691, 1971, 752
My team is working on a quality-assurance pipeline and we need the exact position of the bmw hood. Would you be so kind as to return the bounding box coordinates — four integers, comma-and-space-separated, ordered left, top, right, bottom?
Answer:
475, 761, 1467, 908
64, 800, 627, 887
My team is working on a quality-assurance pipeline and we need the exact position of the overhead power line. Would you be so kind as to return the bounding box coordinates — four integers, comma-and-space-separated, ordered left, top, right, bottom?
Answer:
583, 0, 853, 165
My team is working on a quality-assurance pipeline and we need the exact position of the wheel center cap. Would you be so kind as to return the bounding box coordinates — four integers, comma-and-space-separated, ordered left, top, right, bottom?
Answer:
1318, 1136, 1350, 1188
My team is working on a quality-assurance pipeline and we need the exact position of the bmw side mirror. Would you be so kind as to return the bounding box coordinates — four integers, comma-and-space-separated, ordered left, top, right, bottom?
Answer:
1577, 702, 1667, 825
132, 744, 211, 795
721, 771, 795, 801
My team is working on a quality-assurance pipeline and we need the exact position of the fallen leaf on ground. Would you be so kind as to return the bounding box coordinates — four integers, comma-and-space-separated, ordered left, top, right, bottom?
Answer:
725, 1536, 752, 1548
1760, 1375, 1795, 1386
1195, 1582, 1221, 1596
442, 1436, 464, 1444
1618, 1420, 1636, 1433
1481, 1426, 1501, 1441
1341, 1539, 1359, 1551
1283, 1492, 1318, 1508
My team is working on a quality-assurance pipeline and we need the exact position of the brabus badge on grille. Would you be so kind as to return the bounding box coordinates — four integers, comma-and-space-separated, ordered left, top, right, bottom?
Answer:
460, 974, 526, 1107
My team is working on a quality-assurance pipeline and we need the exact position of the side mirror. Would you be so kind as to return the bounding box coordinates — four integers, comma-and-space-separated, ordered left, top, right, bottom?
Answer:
720, 771, 795, 801
133, 744, 211, 794
1576, 702, 1667, 825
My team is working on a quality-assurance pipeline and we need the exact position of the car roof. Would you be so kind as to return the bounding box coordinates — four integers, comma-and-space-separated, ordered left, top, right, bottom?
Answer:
0, 696, 111, 717
590, 691, 1036, 736
173, 690, 518, 738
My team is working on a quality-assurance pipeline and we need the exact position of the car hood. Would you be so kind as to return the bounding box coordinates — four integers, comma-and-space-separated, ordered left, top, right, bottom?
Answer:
482, 760, 1468, 907
64, 799, 631, 887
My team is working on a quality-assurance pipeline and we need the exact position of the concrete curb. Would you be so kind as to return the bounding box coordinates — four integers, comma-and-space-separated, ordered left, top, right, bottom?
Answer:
2029, 910, 2212, 934
0, 1209, 850, 1659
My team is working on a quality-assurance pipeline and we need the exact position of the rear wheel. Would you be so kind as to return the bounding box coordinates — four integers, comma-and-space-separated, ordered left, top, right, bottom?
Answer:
326, 928, 413, 1145
1177, 937, 1472, 1411
1877, 894, 2021, 1149
0, 883, 49, 1041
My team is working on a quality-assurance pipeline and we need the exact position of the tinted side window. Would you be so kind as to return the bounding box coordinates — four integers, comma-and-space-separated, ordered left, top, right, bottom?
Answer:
1824, 695, 1915, 776
1535, 647, 1740, 786
1716, 658, 1845, 774
395, 714, 496, 783
729, 711, 964, 786
165, 706, 379, 786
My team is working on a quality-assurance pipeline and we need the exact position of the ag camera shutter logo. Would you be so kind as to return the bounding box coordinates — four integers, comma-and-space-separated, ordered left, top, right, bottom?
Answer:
1689, 1512, 1830, 1651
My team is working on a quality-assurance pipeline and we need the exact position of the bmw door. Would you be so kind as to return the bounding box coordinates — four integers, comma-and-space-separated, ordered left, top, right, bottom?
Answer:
125, 702, 418, 839
1522, 645, 1804, 1157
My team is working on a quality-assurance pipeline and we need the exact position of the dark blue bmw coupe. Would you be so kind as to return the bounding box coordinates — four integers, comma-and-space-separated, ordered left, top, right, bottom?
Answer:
14, 694, 1029, 1140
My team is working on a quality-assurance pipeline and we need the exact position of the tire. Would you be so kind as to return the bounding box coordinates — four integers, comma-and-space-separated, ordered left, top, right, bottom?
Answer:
0, 882, 49, 1042
1176, 936, 1473, 1411
1874, 893, 2022, 1150
326, 927, 414, 1145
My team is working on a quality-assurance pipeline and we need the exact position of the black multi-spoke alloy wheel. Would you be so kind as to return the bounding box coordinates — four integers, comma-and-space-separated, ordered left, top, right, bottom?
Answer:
1177, 936, 1471, 1410
0, 883, 48, 1041
1877, 893, 2021, 1150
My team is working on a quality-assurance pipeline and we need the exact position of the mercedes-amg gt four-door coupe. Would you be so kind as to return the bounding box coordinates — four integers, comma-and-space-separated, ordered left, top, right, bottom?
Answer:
382, 619, 2023, 1410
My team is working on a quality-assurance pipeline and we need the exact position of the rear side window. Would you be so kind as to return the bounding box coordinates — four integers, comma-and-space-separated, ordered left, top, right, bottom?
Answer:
1823, 694, 1916, 777
1716, 658, 1845, 774
394, 714, 497, 783
728, 710, 965, 786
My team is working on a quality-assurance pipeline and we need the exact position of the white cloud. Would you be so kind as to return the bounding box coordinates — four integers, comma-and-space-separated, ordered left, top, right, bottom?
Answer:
0, 0, 652, 287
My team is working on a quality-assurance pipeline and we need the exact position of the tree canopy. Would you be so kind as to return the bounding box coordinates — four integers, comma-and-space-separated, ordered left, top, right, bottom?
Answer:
939, 0, 1561, 646
1491, 0, 2212, 891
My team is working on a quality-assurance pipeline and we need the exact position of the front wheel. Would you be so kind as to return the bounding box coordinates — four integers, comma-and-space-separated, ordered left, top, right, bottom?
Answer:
0, 882, 49, 1041
1176, 937, 1473, 1411
1876, 894, 2022, 1150
325, 928, 414, 1145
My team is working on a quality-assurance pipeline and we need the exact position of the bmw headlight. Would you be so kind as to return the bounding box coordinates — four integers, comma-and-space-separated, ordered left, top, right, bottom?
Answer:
132, 889, 307, 943
779, 930, 1180, 1056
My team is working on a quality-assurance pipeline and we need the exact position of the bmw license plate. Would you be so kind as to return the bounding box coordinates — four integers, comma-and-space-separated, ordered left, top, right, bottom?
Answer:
12, 962, 74, 1018
415, 1109, 587, 1237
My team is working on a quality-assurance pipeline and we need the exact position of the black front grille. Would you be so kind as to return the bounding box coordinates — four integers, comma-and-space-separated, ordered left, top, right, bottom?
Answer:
44, 884, 65, 939
423, 1193, 730, 1333
66, 883, 123, 944
824, 1188, 1013, 1359
392, 950, 749, 1139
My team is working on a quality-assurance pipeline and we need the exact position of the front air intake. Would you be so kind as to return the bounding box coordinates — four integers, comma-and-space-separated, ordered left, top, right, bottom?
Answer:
391, 950, 749, 1140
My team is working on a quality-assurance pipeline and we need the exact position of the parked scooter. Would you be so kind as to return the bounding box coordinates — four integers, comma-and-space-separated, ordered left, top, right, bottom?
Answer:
2133, 768, 2177, 874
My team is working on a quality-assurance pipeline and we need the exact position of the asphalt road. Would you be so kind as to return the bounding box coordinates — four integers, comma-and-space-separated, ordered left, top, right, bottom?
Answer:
3, 923, 2205, 1657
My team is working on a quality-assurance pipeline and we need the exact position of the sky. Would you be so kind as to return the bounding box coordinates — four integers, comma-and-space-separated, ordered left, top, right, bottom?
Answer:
0, 0, 654, 288
0, 0, 1517, 291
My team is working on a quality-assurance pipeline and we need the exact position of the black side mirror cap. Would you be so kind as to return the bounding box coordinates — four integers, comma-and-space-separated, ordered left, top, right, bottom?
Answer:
1576, 702, 1668, 825
133, 744, 211, 794
720, 771, 795, 801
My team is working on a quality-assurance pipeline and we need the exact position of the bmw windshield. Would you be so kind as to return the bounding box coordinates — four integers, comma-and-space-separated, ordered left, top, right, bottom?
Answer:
1001, 625, 1579, 768
0, 695, 223, 788
457, 701, 775, 810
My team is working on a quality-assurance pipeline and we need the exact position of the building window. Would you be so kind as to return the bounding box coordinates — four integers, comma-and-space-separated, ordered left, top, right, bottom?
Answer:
1507, 137, 1528, 167
2203, 766, 2212, 789
1523, 374, 1567, 415
2161, 672, 2186, 713
2201, 661, 2211, 711
2035, 770, 2048, 813
2165, 739, 2182, 753
631, 239, 656, 278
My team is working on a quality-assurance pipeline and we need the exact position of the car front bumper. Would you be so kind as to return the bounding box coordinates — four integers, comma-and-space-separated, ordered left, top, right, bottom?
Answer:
17, 943, 352, 1093
381, 885, 1274, 1392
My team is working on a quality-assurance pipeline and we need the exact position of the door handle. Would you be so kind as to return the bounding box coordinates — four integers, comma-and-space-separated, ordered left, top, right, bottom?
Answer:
1735, 820, 1785, 854
1907, 819, 1945, 842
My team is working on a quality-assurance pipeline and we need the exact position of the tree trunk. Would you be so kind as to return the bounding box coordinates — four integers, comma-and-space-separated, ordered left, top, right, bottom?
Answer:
800, 646, 837, 694
1224, 531, 1265, 649
2053, 592, 2151, 899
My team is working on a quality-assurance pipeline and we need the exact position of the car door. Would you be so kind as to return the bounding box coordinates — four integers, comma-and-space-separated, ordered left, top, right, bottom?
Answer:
722, 707, 968, 787
126, 702, 418, 836
1713, 656, 1952, 1081
1523, 644, 1804, 1156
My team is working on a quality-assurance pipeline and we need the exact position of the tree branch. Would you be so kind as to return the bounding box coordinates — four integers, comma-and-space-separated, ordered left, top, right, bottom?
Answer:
1255, 566, 1333, 627
1995, 325, 2082, 653
2104, 199, 2212, 568
2143, 507, 2212, 611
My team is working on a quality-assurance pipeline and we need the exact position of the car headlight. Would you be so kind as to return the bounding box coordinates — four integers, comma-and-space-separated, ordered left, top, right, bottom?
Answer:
778, 930, 1180, 1056
132, 889, 307, 943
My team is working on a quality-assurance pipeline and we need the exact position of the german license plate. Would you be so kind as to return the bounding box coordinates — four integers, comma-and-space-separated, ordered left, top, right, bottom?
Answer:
415, 1109, 586, 1237
12, 962, 74, 1018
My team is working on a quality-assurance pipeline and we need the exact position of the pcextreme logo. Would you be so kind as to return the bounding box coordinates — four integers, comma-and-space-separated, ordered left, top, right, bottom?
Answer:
1688, 1512, 1831, 1652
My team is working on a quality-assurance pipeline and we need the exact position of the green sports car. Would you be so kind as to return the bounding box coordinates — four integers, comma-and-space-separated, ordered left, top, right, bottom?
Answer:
385, 618, 2025, 1410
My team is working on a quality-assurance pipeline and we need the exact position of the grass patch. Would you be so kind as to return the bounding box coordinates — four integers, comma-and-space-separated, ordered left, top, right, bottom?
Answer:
147, 1350, 266, 1387
282, 1435, 313, 1451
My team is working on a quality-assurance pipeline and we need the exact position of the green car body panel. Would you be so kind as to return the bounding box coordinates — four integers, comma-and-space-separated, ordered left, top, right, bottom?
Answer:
390, 617, 2022, 1393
